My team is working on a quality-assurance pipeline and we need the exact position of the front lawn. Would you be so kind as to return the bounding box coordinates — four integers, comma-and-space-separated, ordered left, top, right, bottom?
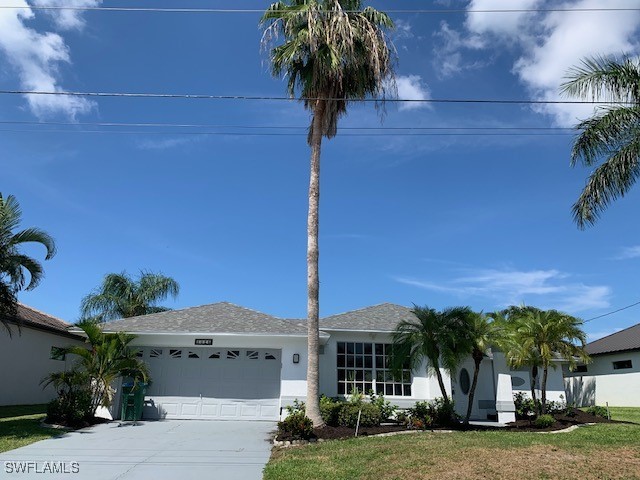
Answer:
264, 417, 640, 480
608, 406, 640, 424
0, 405, 62, 453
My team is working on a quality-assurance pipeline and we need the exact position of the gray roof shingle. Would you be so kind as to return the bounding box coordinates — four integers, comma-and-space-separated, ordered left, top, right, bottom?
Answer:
587, 322, 640, 355
320, 303, 417, 332
98, 302, 312, 336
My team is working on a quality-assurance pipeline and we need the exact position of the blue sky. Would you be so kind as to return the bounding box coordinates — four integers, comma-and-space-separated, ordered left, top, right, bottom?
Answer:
2, 0, 640, 341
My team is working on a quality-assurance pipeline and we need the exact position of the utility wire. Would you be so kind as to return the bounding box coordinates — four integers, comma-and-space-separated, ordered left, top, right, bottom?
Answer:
0, 89, 632, 105
0, 128, 574, 136
584, 300, 640, 323
0, 120, 575, 131
0, 5, 638, 14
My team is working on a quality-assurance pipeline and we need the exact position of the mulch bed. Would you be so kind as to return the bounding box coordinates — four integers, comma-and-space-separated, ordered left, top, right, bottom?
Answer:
43, 416, 111, 430
276, 409, 626, 441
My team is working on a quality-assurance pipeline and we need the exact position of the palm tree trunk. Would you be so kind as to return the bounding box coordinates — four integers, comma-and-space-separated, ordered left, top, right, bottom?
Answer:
433, 360, 450, 405
465, 352, 482, 424
530, 365, 539, 415
541, 366, 549, 414
305, 99, 325, 428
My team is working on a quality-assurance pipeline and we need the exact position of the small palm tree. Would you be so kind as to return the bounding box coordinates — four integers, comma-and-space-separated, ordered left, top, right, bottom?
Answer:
462, 312, 496, 424
497, 306, 589, 414
261, 0, 395, 426
561, 56, 640, 228
0, 193, 56, 334
392, 306, 473, 406
59, 322, 149, 415
80, 271, 179, 322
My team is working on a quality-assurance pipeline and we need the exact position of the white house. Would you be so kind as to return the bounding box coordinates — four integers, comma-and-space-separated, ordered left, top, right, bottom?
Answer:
96, 302, 567, 422
564, 322, 640, 407
0, 304, 84, 406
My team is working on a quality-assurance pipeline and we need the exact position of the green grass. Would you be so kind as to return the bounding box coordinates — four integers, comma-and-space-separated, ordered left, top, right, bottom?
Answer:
0, 404, 62, 453
264, 418, 640, 480
608, 407, 640, 424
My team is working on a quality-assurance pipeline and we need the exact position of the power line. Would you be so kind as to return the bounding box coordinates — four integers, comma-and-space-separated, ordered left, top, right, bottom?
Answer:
584, 300, 640, 323
0, 120, 575, 131
0, 5, 638, 14
0, 89, 632, 105
0, 128, 574, 136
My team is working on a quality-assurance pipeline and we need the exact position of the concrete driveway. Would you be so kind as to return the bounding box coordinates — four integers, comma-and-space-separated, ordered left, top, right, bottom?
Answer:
0, 420, 276, 479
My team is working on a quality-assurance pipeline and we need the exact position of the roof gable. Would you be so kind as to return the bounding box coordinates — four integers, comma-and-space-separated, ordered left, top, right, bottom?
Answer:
320, 303, 417, 332
587, 322, 640, 355
99, 302, 310, 336
4, 304, 77, 337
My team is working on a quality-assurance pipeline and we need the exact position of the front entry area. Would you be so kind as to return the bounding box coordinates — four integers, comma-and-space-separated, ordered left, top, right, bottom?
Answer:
137, 347, 282, 420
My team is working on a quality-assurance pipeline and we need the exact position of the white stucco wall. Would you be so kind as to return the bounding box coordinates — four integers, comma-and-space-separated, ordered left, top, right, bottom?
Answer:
451, 356, 496, 420
0, 326, 83, 406
564, 351, 640, 407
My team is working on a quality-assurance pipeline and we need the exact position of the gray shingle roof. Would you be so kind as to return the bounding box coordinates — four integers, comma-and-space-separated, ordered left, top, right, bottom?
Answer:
98, 302, 312, 336
320, 303, 417, 332
587, 322, 640, 355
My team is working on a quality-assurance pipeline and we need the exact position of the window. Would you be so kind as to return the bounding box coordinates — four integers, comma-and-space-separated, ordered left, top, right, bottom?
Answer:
50, 346, 66, 361
188, 351, 200, 359
169, 349, 182, 359
336, 342, 411, 396
265, 352, 277, 360
246, 350, 259, 360
209, 352, 221, 359
613, 360, 632, 370
226, 350, 240, 360
459, 368, 470, 395
574, 364, 588, 373
150, 348, 163, 358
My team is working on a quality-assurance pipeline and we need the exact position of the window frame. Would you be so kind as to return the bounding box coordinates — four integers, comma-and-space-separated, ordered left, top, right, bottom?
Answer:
336, 341, 412, 397
612, 359, 632, 370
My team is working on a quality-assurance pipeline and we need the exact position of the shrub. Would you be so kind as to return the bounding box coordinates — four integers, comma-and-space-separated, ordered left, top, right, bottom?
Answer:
42, 370, 94, 428
406, 399, 455, 427
277, 412, 314, 440
533, 414, 555, 429
368, 391, 397, 421
337, 403, 381, 428
513, 392, 538, 419
429, 397, 458, 426
319, 396, 341, 426
545, 400, 567, 415
586, 405, 609, 418
284, 399, 305, 415
394, 410, 409, 426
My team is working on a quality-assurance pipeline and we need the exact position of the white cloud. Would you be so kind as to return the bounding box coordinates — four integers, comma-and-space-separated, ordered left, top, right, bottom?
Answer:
136, 137, 199, 151
615, 245, 640, 259
394, 75, 431, 111
395, 267, 611, 313
0, 0, 96, 118
31, 0, 100, 30
433, 21, 487, 78
439, 0, 640, 126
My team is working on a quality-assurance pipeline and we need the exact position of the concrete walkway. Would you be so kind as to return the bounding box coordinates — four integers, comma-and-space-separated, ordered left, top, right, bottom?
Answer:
0, 420, 276, 479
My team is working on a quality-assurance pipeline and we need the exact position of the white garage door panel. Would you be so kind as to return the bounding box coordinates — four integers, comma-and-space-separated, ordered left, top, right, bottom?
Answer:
140, 348, 281, 421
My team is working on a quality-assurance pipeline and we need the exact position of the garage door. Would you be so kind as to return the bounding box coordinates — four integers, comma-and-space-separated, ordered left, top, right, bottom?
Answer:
137, 347, 282, 420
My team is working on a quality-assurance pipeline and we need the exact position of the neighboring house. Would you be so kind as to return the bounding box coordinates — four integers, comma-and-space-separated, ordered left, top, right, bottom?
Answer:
93, 302, 567, 422
564, 322, 640, 407
0, 304, 84, 406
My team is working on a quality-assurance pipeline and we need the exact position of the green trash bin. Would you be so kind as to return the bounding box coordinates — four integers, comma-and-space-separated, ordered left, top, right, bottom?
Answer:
120, 382, 147, 421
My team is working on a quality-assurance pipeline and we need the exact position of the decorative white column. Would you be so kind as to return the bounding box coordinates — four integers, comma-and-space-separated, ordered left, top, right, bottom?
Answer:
495, 373, 516, 424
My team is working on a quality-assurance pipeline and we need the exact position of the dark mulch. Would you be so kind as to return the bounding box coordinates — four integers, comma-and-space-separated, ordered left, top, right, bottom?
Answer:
276, 409, 624, 441
44, 416, 111, 430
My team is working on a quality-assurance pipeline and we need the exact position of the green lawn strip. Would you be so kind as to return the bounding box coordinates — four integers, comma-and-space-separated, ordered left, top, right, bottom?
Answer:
0, 405, 61, 453
264, 424, 640, 480
0, 404, 47, 419
608, 407, 640, 424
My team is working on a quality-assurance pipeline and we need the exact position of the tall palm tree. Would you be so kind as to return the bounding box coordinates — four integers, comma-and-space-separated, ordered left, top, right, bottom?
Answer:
462, 312, 495, 424
392, 306, 473, 406
80, 271, 179, 322
0, 193, 56, 334
498, 306, 589, 414
561, 56, 640, 228
260, 0, 395, 426
44, 322, 149, 415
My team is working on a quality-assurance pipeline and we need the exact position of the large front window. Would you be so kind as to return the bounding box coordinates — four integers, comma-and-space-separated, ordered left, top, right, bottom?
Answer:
336, 342, 412, 396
